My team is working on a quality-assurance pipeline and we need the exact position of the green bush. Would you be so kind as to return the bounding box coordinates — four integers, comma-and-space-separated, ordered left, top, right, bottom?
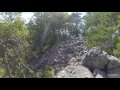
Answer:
40, 68, 54, 78
85, 12, 120, 56
44, 70, 53, 78
0, 68, 5, 78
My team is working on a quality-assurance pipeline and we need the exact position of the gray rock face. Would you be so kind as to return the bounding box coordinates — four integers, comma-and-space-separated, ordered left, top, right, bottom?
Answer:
56, 65, 93, 78
106, 55, 120, 78
93, 68, 107, 78
95, 74, 104, 78
34, 36, 88, 72
33, 34, 120, 78
107, 67, 120, 78
82, 47, 109, 70
107, 55, 120, 69
81, 46, 120, 78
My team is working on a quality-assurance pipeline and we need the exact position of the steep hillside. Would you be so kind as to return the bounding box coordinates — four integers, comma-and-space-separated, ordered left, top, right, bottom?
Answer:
34, 36, 88, 71
33, 36, 120, 78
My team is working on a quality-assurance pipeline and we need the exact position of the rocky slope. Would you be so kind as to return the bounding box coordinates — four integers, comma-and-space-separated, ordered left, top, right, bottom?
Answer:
34, 36, 120, 78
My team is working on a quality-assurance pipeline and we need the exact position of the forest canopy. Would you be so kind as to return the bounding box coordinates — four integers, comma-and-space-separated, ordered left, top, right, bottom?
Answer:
0, 12, 83, 77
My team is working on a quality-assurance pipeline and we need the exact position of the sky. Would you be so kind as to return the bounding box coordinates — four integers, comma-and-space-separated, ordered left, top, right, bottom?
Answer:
22, 12, 34, 19
22, 12, 34, 23
22, 12, 86, 23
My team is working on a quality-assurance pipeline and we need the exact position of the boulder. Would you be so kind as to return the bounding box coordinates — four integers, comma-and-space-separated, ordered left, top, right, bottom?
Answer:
107, 67, 120, 78
107, 55, 120, 69
82, 47, 109, 70
95, 74, 104, 78
81, 47, 120, 78
68, 57, 77, 65
106, 56, 120, 78
56, 65, 93, 78
93, 68, 107, 78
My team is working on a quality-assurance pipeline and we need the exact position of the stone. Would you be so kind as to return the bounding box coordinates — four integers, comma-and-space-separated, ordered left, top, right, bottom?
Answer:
95, 74, 104, 78
107, 67, 120, 78
107, 55, 120, 69
106, 55, 120, 78
68, 57, 77, 65
82, 47, 109, 70
56, 65, 93, 78
33, 35, 120, 78
93, 68, 107, 78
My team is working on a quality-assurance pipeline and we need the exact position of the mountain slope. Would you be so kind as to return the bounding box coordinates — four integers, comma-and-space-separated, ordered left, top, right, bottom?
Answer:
34, 36, 88, 73
33, 36, 120, 78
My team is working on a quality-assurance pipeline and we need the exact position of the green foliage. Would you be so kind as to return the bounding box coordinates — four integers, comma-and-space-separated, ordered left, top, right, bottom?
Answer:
85, 12, 120, 56
68, 12, 81, 37
0, 12, 37, 78
44, 69, 54, 78
0, 68, 5, 78
118, 57, 120, 62
0, 12, 83, 78
27, 12, 70, 55
113, 36, 120, 57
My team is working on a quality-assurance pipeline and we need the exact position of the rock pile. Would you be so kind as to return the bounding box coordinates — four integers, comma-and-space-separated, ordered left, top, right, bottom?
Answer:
81, 47, 120, 78
34, 36, 88, 72
34, 36, 120, 78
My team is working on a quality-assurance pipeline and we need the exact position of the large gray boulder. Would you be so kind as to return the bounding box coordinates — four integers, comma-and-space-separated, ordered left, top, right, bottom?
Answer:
93, 68, 107, 78
81, 46, 120, 78
107, 55, 120, 69
82, 47, 109, 70
107, 55, 120, 78
107, 67, 120, 78
56, 65, 93, 78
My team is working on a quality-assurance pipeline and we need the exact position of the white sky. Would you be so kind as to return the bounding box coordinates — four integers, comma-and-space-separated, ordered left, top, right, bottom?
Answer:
22, 12, 86, 23
22, 12, 34, 19
22, 12, 34, 23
